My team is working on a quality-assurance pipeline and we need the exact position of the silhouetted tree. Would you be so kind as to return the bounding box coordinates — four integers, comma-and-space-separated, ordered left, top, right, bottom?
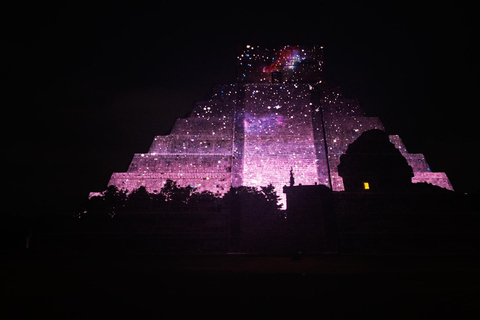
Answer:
223, 185, 285, 253
77, 186, 127, 232
262, 183, 283, 213
161, 179, 195, 209
150, 190, 167, 213
225, 185, 283, 219
103, 185, 127, 217
187, 190, 222, 212
125, 186, 152, 213
82, 196, 111, 230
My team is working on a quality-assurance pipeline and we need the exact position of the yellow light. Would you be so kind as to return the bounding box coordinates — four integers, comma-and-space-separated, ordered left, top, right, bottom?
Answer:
363, 182, 370, 190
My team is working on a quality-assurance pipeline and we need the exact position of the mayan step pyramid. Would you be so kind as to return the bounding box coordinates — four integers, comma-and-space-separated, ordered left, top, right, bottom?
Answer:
98, 45, 453, 206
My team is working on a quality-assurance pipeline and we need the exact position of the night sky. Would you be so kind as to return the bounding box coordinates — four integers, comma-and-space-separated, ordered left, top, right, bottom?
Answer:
5, 2, 477, 213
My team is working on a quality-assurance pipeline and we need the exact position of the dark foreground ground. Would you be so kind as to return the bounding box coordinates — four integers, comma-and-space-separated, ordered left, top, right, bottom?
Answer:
1, 254, 479, 319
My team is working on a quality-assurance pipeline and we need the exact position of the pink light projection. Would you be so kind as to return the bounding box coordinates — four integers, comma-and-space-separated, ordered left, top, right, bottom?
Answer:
97, 45, 453, 208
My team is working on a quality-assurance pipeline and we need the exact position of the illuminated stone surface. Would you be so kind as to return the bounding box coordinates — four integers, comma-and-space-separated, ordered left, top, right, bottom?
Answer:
103, 45, 453, 206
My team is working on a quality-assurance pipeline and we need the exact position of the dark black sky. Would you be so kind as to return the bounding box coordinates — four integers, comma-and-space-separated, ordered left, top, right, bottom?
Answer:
4, 2, 477, 212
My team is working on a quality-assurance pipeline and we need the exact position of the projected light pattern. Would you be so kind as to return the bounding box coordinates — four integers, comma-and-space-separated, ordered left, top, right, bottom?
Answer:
237, 45, 323, 83
99, 45, 453, 207
241, 83, 320, 203
263, 46, 302, 72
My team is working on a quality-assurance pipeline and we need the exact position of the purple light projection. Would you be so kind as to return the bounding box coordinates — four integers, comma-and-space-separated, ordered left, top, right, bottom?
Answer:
96, 45, 453, 207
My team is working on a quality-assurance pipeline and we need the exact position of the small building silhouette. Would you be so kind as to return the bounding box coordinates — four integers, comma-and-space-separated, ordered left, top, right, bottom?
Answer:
338, 129, 414, 192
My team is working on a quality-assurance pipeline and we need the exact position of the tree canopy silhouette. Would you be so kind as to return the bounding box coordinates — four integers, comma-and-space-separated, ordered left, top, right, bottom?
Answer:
82, 179, 282, 219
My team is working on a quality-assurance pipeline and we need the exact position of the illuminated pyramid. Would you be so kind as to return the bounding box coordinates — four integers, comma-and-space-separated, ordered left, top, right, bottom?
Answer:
100, 45, 453, 206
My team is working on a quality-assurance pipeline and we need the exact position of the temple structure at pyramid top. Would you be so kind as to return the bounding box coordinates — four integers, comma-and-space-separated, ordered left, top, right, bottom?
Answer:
237, 44, 324, 83
98, 45, 453, 207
